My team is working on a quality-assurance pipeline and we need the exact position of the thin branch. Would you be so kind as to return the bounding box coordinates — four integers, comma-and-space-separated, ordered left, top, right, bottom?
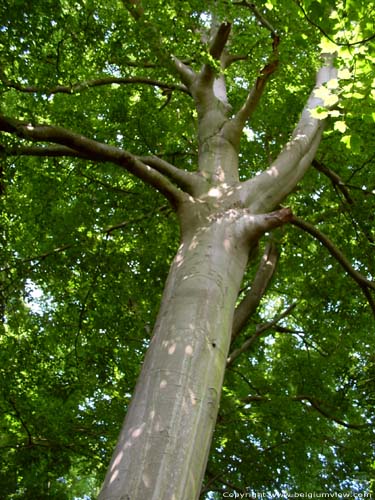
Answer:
231, 241, 279, 342
8, 399, 33, 445
231, 56, 279, 131
0, 74, 190, 96
4, 144, 90, 158
234, 1, 277, 37
291, 216, 375, 315
201, 471, 223, 497
227, 302, 297, 367
79, 172, 138, 195
1, 209, 167, 273
0, 244, 73, 273
344, 183, 375, 196
0, 113, 188, 207
241, 393, 370, 430
291, 217, 375, 290
241, 394, 267, 403
313, 159, 354, 204
294, 0, 375, 47
293, 395, 370, 430
229, 9, 279, 133
213, 477, 250, 497
346, 152, 375, 183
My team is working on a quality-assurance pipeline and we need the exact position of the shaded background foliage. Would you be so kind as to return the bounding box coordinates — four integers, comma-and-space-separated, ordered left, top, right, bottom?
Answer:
1, 0, 375, 498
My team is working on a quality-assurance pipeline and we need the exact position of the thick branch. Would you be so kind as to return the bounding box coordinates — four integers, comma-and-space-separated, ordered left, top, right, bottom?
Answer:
230, 32, 280, 135
209, 22, 232, 60
172, 56, 196, 87
231, 58, 279, 133
5, 144, 202, 197
231, 241, 279, 341
291, 216, 375, 315
236, 207, 293, 240
0, 75, 190, 96
240, 55, 337, 212
137, 155, 202, 195
121, 0, 144, 20
0, 114, 187, 207
196, 22, 232, 91
227, 302, 296, 367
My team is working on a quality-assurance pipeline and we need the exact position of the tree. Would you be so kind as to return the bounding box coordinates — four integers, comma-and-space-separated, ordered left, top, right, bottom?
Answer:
1, 0, 375, 498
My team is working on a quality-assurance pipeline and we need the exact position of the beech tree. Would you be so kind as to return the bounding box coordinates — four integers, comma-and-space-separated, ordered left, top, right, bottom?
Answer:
1, 0, 375, 498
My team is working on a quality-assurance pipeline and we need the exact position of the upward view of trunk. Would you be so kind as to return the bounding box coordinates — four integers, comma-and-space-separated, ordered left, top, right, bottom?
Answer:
98, 196, 291, 499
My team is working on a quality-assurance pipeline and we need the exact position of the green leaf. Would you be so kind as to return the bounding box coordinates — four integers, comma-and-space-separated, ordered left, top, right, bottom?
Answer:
341, 134, 352, 148
319, 38, 338, 54
338, 68, 352, 80
334, 120, 347, 133
310, 107, 329, 119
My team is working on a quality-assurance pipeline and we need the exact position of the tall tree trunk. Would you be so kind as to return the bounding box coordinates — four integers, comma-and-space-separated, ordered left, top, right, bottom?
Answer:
98, 208, 248, 499
98, 200, 290, 499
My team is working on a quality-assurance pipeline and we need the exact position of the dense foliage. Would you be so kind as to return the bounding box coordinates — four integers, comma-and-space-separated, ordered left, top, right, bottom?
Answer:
1, 0, 375, 498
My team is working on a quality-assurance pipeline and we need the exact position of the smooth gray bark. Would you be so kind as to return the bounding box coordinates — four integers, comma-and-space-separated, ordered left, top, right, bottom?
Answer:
98, 202, 291, 500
